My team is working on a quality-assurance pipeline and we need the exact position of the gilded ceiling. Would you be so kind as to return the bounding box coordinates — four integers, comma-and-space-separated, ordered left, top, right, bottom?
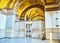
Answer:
0, 0, 60, 21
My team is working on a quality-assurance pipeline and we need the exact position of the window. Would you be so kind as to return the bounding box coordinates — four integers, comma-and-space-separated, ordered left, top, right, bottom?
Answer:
26, 24, 32, 28
56, 25, 59, 27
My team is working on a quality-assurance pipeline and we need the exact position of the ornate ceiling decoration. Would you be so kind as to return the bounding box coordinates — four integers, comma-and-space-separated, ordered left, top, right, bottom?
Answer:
0, 0, 60, 15
44, 0, 60, 11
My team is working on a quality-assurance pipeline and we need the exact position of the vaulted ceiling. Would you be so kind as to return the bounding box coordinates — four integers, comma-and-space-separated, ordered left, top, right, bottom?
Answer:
0, 0, 60, 21
0, 0, 59, 9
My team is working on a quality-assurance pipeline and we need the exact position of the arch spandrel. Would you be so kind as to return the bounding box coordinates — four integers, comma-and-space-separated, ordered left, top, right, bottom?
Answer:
0, 0, 10, 9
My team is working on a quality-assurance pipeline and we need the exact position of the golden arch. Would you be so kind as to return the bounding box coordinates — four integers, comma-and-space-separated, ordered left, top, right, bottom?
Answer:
17, 0, 44, 21
20, 5, 44, 21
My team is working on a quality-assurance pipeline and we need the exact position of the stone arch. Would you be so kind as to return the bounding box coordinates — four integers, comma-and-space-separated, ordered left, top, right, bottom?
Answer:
19, 4, 45, 21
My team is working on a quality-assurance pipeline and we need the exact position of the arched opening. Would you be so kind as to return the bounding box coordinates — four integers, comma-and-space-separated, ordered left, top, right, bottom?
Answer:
17, 5, 45, 39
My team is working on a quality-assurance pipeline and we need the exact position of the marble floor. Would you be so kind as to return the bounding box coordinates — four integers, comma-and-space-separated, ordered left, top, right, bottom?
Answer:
0, 38, 50, 43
